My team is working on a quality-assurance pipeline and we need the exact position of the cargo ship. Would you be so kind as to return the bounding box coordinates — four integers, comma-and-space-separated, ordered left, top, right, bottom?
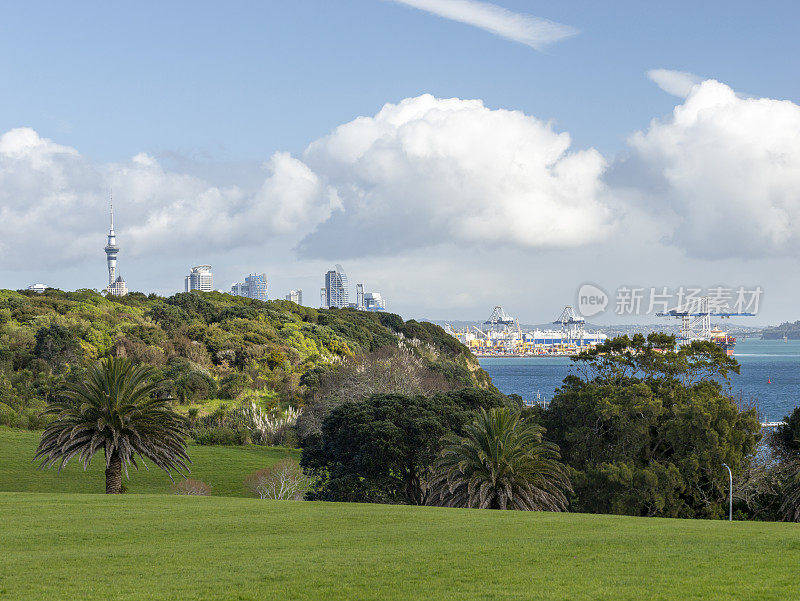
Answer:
709, 329, 736, 356
449, 306, 607, 357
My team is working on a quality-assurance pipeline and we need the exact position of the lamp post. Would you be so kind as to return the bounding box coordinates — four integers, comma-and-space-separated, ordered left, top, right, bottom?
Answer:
722, 463, 733, 521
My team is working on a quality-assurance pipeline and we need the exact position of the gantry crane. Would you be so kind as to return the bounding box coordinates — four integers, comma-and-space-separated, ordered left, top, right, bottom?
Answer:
657, 297, 754, 343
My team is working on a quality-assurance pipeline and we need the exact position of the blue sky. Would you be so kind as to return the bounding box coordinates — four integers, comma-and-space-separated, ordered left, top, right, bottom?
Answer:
1, 1, 799, 325
4, 0, 798, 162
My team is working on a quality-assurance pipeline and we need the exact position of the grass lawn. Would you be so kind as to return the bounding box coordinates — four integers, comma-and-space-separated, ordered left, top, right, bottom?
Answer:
1, 493, 799, 601
0, 427, 298, 497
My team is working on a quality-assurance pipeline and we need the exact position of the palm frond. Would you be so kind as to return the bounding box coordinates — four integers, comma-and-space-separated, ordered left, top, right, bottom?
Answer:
427, 407, 571, 511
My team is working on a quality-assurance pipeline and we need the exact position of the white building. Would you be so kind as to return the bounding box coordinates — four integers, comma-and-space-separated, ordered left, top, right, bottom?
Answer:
106, 276, 128, 297
363, 292, 386, 311
27, 283, 48, 293
285, 289, 303, 305
186, 265, 213, 292
356, 283, 386, 311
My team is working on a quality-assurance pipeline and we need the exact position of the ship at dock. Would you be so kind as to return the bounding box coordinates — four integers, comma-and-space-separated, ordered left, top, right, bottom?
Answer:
710, 329, 736, 356
658, 297, 753, 356
446, 306, 607, 357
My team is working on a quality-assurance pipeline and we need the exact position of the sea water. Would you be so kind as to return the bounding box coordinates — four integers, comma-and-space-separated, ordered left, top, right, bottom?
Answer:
479, 339, 800, 422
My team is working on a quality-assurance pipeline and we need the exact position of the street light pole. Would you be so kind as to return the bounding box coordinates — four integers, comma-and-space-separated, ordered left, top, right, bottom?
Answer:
722, 463, 733, 521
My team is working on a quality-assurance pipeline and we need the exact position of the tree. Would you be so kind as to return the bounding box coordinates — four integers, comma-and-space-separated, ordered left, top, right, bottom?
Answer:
301, 391, 509, 504
427, 407, 571, 511
545, 334, 761, 518
780, 465, 800, 522
35, 357, 190, 494
34, 324, 80, 367
770, 407, 800, 522
772, 406, 800, 457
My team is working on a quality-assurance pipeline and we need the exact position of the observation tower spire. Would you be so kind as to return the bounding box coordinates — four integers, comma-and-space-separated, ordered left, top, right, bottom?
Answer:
103, 192, 126, 295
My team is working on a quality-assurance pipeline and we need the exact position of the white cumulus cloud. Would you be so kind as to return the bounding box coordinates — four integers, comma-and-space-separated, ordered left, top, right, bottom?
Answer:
296, 94, 612, 258
0, 128, 336, 270
621, 78, 800, 258
388, 0, 577, 50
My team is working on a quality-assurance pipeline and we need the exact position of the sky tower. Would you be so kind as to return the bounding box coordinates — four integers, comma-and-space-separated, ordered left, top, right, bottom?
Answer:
104, 196, 127, 296
105, 197, 118, 286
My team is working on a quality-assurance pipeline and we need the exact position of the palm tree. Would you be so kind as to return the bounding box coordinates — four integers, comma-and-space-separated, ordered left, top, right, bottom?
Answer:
35, 357, 190, 494
426, 407, 571, 511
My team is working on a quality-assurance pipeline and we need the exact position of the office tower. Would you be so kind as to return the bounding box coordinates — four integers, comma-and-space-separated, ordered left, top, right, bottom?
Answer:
186, 265, 213, 292
230, 273, 268, 301
324, 264, 349, 308
285, 289, 303, 305
356, 284, 364, 309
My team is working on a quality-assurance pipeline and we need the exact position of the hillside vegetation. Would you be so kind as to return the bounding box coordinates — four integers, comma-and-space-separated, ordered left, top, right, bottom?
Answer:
761, 320, 800, 339
0, 288, 491, 429
1, 493, 799, 601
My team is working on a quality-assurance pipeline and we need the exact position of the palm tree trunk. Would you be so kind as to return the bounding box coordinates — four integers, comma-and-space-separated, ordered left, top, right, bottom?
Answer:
105, 450, 122, 494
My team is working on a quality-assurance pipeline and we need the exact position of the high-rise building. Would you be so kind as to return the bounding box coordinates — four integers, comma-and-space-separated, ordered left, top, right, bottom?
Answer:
230, 273, 268, 301
356, 284, 364, 309
363, 292, 386, 311
354, 282, 386, 311
323, 264, 349, 308
104, 199, 128, 296
285, 289, 303, 305
186, 265, 213, 292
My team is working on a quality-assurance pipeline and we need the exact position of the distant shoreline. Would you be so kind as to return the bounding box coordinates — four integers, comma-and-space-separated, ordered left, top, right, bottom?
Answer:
475, 354, 576, 359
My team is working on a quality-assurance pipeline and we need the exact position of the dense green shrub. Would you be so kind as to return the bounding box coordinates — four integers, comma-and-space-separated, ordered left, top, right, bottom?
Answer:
219, 372, 249, 399
301, 390, 509, 504
193, 426, 251, 446
0, 402, 20, 427
34, 324, 81, 367
773, 407, 800, 456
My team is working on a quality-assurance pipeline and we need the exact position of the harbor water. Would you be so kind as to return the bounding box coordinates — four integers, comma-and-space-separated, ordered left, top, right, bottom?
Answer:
479, 339, 800, 422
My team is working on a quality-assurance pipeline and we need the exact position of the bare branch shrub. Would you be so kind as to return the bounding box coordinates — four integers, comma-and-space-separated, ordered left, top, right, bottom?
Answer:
172, 478, 212, 496
297, 345, 455, 438
245, 458, 310, 500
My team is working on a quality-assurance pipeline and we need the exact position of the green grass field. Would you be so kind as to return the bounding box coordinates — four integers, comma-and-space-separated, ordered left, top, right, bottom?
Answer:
2, 428, 800, 600
1, 493, 799, 601
0, 427, 298, 497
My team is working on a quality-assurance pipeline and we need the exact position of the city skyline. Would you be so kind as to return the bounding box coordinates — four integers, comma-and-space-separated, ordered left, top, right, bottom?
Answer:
1, 2, 799, 325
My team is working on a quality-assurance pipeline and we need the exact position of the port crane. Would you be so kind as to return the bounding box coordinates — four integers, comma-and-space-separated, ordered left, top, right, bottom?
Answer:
657, 297, 754, 344
485, 306, 516, 328
554, 305, 585, 340
482, 306, 519, 353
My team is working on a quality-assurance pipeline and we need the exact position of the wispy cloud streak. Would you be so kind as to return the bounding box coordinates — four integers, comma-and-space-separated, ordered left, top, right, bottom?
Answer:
389, 0, 577, 50
647, 69, 703, 98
